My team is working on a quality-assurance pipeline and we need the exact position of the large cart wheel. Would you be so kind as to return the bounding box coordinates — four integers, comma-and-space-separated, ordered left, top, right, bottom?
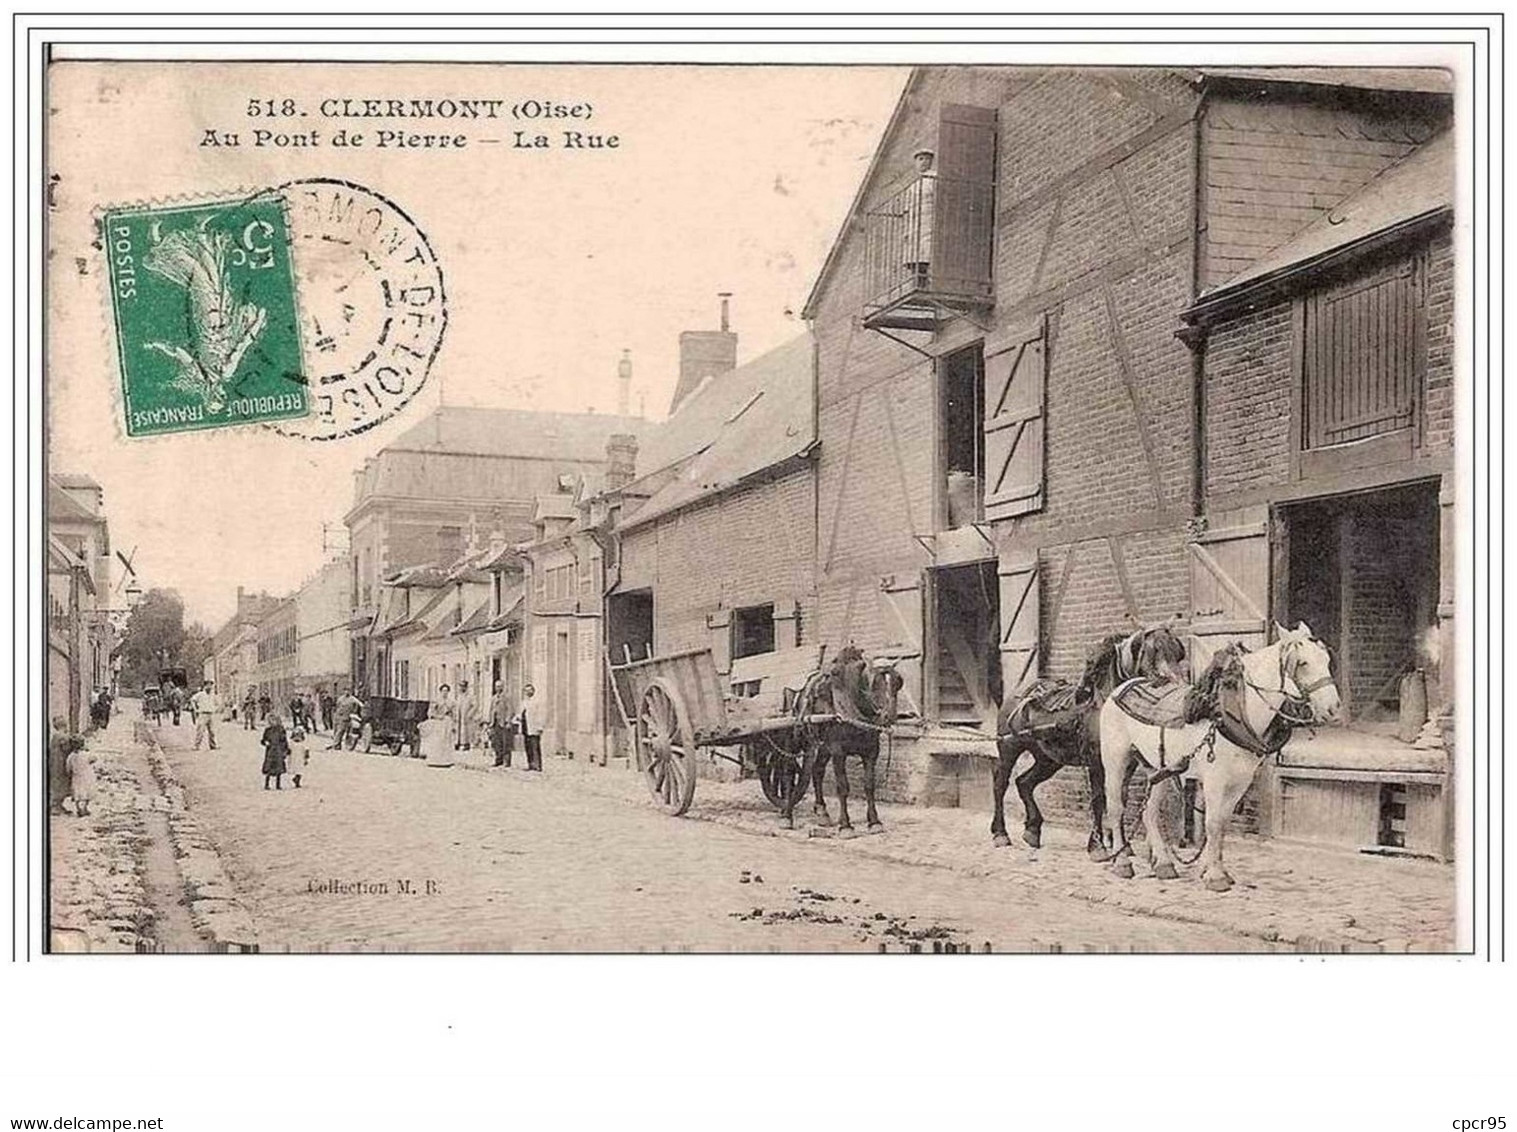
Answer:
636, 678, 697, 816
753, 743, 805, 811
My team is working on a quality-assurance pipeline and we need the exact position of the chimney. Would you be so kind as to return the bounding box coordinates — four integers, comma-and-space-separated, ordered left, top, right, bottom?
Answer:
617, 349, 632, 417
669, 294, 738, 415
605, 433, 639, 492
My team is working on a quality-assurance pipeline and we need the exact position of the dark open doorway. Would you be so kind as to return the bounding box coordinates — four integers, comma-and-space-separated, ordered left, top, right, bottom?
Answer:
607, 589, 654, 664
929, 559, 1002, 728
1278, 481, 1440, 733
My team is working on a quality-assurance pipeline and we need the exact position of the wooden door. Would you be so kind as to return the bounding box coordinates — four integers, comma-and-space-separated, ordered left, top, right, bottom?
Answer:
982, 317, 1047, 520
1189, 506, 1271, 670
875, 574, 924, 718
998, 551, 1040, 694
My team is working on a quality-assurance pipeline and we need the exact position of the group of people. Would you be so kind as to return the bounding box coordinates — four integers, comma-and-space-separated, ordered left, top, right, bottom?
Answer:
420, 680, 544, 771
47, 717, 94, 818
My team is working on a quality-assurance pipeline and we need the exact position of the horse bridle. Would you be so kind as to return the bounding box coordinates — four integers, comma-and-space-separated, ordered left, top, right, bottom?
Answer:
1243, 638, 1330, 727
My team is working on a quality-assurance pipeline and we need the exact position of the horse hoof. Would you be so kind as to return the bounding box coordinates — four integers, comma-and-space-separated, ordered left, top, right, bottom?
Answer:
1204, 874, 1234, 893
813, 811, 834, 827
866, 822, 885, 835
1153, 862, 1179, 881
782, 818, 795, 831
992, 833, 1012, 848
1112, 859, 1135, 880
1022, 828, 1042, 850
837, 827, 858, 840
1086, 842, 1107, 860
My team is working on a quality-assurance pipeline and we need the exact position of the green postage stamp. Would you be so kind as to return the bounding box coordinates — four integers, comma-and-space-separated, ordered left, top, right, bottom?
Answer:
103, 195, 310, 437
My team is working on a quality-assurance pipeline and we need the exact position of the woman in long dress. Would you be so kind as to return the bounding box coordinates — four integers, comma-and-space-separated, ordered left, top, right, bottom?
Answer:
422, 684, 456, 768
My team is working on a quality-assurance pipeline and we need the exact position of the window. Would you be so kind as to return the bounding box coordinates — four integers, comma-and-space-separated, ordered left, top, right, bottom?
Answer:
1302, 256, 1421, 453
731, 604, 776, 660
492, 572, 503, 616
940, 345, 984, 529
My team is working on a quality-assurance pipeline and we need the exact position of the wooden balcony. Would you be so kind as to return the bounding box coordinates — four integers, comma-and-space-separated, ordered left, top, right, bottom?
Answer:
861, 173, 995, 332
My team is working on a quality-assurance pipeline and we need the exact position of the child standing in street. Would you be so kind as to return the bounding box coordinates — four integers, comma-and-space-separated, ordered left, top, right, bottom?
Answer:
261, 716, 290, 790
66, 741, 96, 817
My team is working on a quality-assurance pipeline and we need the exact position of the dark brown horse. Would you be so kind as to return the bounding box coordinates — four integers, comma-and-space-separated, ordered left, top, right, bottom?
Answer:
778, 646, 903, 837
990, 625, 1187, 854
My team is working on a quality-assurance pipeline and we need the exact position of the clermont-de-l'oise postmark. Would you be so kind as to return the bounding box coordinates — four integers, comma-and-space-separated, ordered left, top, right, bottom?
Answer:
104, 195, 310, 438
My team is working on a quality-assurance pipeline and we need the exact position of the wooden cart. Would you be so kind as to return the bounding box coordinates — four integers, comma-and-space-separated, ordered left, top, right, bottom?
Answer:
350, 696, 430, 757
607, 645, 829, 816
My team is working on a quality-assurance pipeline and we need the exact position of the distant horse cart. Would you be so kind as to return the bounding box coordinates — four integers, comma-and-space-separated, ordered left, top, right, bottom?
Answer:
607, 643, 902, 833
348, 696, 430, 757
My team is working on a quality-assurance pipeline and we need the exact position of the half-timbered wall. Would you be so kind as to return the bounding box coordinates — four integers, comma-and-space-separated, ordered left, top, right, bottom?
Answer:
811, 68, 1202, 713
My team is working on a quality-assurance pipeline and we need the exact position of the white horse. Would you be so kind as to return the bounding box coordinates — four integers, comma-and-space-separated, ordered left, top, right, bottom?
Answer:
1097, 622, 1342, 892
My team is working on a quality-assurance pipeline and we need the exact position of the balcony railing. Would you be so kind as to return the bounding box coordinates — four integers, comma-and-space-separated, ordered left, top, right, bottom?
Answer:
862, 173, 995, 331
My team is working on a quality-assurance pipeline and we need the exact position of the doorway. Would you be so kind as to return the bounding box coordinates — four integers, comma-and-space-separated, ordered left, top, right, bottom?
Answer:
1278, 481, 1440, 732
607, 589, 654, 664
929, 559, 1002, 728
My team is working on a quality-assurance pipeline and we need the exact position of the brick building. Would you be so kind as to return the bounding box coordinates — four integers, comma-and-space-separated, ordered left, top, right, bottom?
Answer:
46, 474, 118, 732
800, 64, 1455, 839
294, 556, 353, 700
612, 332, 816, 673
345, 404, 644, 696
1180, 73, 1454, 855
208, 587, 281, 714
250, 596, 299, 711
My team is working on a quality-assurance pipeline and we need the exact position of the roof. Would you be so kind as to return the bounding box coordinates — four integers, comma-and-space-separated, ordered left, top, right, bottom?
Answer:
801, 70, 917, 320
47, 479, 102, 524
52, 473, 102, 490
383, 563, 451, 588
484, 582, 526, 632
1198, 67, 1453, 96
449, 598, 492, 637
619, 333, 815, 531
479, 543, 524, 572
1193, 128, 1453, 309
395, 587, 452, 639
385, 405, 646, 462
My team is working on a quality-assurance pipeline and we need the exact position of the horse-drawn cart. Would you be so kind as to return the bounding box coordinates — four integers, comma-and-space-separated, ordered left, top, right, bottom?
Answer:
607, 645, 831, 816
349, 696, 430, 757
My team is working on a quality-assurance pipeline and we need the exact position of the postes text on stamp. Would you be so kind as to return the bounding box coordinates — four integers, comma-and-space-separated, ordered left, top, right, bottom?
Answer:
105, 196, 309, 437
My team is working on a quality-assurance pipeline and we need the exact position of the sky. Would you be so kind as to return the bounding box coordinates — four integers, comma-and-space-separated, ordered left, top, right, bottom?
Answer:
46, 62, 907, 628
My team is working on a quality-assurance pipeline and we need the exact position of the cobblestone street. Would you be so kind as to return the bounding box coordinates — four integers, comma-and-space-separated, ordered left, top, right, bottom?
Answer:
122, 712, 1457, 954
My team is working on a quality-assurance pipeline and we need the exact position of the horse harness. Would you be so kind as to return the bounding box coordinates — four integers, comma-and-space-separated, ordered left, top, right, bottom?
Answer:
1146, 641, 1318, 788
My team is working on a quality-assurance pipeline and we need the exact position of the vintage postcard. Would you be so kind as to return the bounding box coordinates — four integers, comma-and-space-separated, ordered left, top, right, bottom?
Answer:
43, 56, 1472, 957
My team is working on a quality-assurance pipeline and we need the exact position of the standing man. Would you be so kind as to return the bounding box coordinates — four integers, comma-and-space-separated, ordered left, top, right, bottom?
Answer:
320, 688, 336, 733
902, 147, 938, 289
190, 680, 221, 750
329, 687, 361, 750
456, 679, 479, 751
515, 683, 545, 772
488, 680, 515, 768
243, 688, 257, 730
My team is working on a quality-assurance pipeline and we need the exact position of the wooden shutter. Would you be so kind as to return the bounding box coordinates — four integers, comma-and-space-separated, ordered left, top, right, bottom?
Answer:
998, 552, 1040, 693
706, 608, 732, 675
1303, 257, 1419, 451
772, 597, 800, 651
1189, 507, 1271, 671
875, 574, 924, 718
933, 103, 997, 297
983, 317, 1047, 520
